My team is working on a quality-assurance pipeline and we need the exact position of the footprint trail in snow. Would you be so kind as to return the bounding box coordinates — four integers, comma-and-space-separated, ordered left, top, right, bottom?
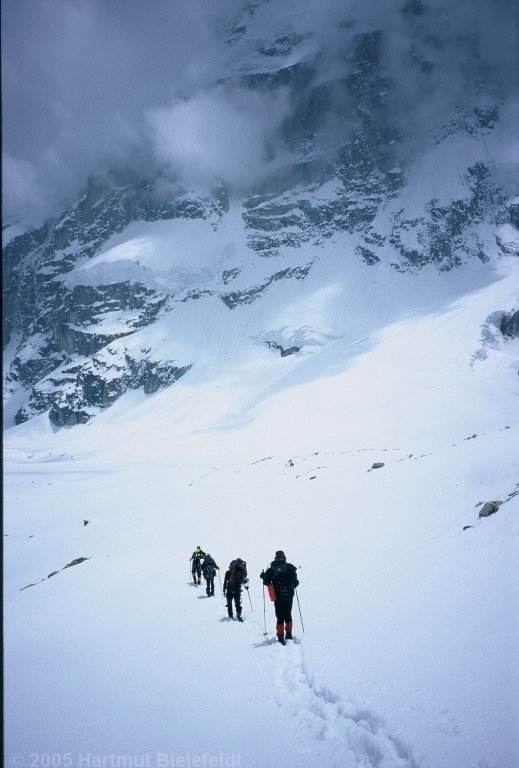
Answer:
268, 637, 418, 768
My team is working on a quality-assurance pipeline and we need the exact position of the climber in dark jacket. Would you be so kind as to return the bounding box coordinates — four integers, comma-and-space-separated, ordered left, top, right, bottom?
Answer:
190, 546, 205, 584
223, 558, 248, 621
261, 550, 299, 644
201, 553, 219, 596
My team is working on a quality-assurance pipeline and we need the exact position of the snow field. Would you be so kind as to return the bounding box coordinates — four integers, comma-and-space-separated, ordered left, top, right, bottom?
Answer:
4, 259, 518, 768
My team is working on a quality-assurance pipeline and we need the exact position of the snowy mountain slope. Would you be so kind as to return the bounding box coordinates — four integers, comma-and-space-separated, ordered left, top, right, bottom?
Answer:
4, 262, 518, 768
3, 0, 518, 427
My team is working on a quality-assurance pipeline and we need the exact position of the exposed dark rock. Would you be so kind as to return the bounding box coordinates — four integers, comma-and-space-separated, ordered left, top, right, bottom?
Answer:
20, 583, 39, 591
180, 289, 215, 303
222, 268, 241, 285
16, 348, 193, 425
3, 173, 217, 346
473, 105, 499, 131
509, 202, 519, 229
390, 164, 506, 271
500, 310, 519, 339
371, 462, 385, 469
478, 501, 501, 518
62, 556, 90, 569
221, 266, 311, 308
47, 571, 59, 579
463, 525, 473, 531
3, 172, 222, 425
356, 245, 380, 265
265, 341, 301, 357
83, 520, 89, 527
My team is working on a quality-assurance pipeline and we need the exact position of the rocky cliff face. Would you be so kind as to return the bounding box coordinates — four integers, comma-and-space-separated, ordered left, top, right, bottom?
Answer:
3, 10, 517, 426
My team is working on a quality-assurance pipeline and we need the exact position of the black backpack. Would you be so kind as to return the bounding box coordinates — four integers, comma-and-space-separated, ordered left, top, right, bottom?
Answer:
203, 564, 216, 580
271, 563, 290, 599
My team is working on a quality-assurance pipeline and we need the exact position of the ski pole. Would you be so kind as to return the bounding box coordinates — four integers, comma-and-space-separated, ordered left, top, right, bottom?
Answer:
262, 584, 267, 636
295, 588, 305, 633
245, 586, 253, 612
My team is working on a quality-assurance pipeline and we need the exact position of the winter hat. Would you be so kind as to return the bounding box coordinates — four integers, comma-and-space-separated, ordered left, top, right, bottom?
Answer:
275, 550, 286, 560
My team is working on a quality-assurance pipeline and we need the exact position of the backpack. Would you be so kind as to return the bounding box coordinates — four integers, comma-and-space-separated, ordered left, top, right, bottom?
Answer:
226, 560, 246, 594
271, 563, 290, 599
203, 564, 216, 580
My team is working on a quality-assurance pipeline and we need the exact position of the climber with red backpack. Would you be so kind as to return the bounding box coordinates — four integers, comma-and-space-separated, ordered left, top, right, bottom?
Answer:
223, 558, 248, 621
261, 550, 299, 644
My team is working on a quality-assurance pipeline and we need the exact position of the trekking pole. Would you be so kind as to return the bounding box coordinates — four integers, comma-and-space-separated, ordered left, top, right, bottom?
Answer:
218, 569, 222, 594
295, 588, 305, 633
262, 585, 268, 636
245, 587, 253, 612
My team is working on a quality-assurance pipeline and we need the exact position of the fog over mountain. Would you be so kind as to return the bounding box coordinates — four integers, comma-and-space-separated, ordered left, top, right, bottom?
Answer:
3, 0, 518, 224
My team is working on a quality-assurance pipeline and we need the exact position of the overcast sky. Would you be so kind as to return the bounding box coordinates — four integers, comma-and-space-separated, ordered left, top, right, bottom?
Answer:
2, 0, 517, 226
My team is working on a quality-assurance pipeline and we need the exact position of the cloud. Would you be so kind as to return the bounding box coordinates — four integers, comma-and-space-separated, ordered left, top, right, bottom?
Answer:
147, 86, 292, 190
2, 156, 45, 224
2, 0, 517, 225
1, 0, 237, 223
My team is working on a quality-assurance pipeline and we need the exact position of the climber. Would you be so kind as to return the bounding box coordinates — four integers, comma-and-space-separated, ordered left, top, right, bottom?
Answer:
261, 550, 299, 644
190, 546, 205, 584
201, 552, 219, 596
223, 557, 248, 621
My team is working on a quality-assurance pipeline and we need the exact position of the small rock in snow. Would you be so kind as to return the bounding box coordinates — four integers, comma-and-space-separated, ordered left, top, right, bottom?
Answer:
62, 556, 90, 570
478, 501, 502, 518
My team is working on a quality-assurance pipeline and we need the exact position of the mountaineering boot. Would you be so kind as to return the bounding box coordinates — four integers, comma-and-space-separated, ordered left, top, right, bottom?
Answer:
285, 621, 293, 640
237, 614, 243, 622
277, 636, 286, 645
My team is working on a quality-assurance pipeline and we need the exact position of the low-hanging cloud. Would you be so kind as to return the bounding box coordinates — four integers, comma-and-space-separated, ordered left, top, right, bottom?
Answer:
2, 0, 517, 226
148, 86, 293, 190
1, 0, 239, 224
